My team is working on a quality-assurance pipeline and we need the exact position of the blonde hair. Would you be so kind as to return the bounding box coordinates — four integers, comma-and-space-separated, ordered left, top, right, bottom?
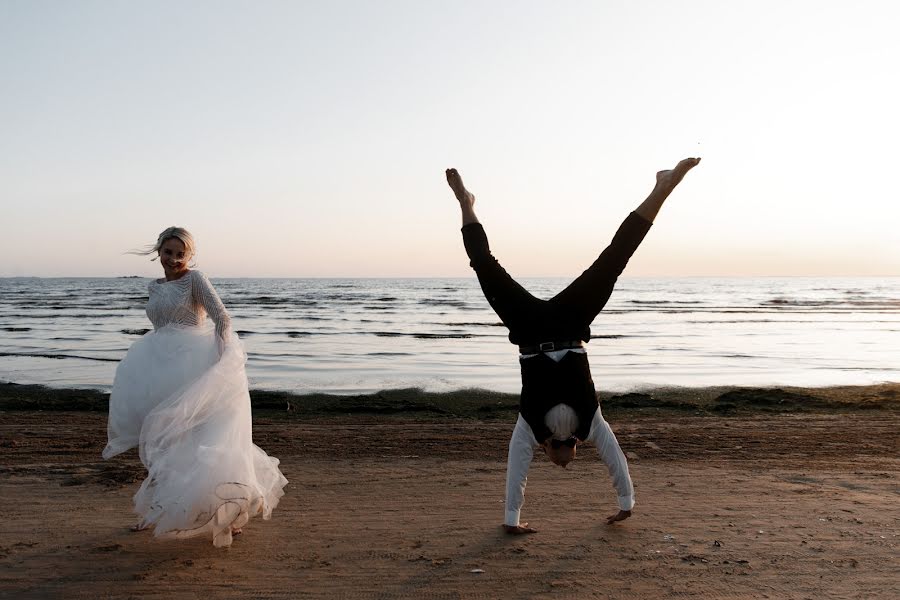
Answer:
131, 226, 197, 265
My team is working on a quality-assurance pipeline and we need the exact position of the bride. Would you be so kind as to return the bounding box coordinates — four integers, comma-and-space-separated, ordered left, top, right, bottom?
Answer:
103, 226, 288, 547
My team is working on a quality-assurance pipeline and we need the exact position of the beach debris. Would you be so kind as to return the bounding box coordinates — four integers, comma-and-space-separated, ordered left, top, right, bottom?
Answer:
680, 554, 708, 564
663, 534, 675, 541
13, 542, 37, 549
470, 568, 485, 574
713, 540, 722, 547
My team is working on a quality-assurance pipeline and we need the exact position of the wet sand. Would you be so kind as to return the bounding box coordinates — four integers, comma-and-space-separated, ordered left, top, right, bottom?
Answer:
1, 384, 899, 599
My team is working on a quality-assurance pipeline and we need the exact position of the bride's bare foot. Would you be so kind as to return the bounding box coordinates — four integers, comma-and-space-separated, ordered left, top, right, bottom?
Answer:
445, 168, 475, 209
655, 157, 701, 192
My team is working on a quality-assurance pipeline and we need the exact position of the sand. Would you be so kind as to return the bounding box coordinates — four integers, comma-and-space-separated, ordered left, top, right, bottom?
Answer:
1, 384, 898, 599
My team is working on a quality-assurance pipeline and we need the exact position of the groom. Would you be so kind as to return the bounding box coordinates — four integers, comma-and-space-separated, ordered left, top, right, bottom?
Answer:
446, 158, 700, 534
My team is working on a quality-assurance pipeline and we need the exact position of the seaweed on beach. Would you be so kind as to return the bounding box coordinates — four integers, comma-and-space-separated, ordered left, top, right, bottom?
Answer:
0, 383, 110, 411
1, 382, 898, 418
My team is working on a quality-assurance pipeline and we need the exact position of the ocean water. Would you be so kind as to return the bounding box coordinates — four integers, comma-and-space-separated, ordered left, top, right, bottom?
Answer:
0, 277, 898, 395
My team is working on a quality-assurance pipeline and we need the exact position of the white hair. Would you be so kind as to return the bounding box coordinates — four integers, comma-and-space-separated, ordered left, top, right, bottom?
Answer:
130, 226, 197, 265
544, 404, 579, 440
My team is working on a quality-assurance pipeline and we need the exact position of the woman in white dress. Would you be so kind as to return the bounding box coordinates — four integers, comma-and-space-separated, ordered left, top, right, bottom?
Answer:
103, 226, 288, 547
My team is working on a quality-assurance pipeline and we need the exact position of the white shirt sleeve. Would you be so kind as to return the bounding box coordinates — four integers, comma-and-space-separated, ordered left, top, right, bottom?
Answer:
587, 408, 635, 511
504, 414, 537, 526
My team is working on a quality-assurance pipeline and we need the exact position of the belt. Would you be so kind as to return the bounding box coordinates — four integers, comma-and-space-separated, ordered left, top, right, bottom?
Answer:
518, 340, 584, 354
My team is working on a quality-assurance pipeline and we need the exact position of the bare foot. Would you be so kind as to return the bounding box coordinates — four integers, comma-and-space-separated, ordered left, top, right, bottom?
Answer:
655, 157, 701, 192
445, 168, 475, 209
130, 523, 149, 532
503, 523, 538, 535
606, 509, 632, 525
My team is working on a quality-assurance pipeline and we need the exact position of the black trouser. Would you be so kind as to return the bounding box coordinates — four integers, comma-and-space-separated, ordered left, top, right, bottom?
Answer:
462, 211, 653, 441
461, 211, 653, 347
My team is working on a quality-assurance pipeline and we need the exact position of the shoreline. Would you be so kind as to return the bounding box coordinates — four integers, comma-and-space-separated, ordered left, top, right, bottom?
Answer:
2, 380, 898, 417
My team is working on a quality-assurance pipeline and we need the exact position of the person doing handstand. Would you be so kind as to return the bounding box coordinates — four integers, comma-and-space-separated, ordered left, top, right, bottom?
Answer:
446, 158, 700, 534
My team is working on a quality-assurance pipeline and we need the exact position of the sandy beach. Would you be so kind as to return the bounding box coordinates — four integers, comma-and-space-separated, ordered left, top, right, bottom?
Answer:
1, 383, 898, 599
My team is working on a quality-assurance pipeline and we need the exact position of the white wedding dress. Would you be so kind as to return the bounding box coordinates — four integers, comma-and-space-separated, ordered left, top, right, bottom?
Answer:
103, 270, 287, 547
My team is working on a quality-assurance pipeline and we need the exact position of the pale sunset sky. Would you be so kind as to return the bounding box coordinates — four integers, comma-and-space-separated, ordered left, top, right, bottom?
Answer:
1, 0, 898, 278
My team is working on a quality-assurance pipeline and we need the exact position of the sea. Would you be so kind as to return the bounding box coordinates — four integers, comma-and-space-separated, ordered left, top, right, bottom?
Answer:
1, 277, 898, 395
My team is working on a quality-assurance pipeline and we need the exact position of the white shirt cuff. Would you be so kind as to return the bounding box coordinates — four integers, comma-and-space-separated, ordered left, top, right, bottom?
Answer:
618, 494, 635, 511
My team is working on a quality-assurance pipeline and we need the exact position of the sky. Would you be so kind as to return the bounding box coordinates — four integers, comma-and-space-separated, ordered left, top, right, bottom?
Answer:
1, 0, 899, 278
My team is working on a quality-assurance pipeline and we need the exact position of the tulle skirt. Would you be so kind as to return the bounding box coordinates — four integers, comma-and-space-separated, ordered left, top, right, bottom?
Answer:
103, 324, 288, 547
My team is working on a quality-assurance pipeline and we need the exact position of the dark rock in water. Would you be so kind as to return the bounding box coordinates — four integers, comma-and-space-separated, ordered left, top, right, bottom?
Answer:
121, 328, 150, 336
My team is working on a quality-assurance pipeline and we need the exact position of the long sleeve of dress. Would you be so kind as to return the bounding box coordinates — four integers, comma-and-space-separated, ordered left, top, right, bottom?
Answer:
191, 271, 232, 343
587, 409, 635, 511
504, 415, 537, 526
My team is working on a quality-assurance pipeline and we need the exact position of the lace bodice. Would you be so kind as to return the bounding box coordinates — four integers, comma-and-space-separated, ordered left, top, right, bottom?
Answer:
146, 270, 231, 340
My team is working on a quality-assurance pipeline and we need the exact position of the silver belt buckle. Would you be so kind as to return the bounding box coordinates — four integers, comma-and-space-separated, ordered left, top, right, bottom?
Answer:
539, 341, 555, 352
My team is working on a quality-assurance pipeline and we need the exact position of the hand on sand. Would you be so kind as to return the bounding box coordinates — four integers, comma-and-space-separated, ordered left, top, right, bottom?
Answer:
445, 168, 475, 209
130, 522, 150, 532
655, 157, 701, 192
503, 523, 538, 535
606, 510, 632, 525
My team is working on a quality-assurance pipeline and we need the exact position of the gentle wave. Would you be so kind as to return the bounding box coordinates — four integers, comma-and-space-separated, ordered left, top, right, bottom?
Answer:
1, 276, 899, 394
0, 351, 119, 363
